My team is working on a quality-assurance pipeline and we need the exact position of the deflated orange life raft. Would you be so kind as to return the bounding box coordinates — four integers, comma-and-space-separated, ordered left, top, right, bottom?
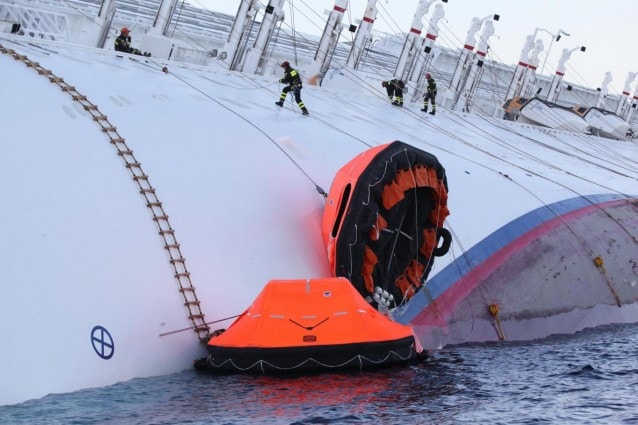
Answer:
195, 278, 424, 373
321, 141, 451, 308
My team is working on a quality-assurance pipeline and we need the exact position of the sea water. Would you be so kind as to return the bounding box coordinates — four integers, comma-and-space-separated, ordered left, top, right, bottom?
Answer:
1, 322, 637, 424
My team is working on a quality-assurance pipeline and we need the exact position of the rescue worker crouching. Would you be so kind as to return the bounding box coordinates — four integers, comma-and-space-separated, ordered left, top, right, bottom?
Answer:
275, 61, 309, 116
114, 27, 151, 57
382, 78, 405, 106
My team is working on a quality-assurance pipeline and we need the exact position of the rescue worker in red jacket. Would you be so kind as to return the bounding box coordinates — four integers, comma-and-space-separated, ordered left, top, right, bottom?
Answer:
275, 61, 309, 115
382, 78, 405, 106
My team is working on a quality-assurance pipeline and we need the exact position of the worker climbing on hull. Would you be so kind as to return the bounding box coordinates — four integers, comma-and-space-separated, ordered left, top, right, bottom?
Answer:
275, 61, 309, 116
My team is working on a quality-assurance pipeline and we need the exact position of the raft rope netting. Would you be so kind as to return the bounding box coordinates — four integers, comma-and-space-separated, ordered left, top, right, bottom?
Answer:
0, 43, 212, 342
13, 2, 638, 338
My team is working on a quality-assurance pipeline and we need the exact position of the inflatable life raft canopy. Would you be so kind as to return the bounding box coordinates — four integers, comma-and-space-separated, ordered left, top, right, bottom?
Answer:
195, 278, 424, 373
321, 141, 451, 309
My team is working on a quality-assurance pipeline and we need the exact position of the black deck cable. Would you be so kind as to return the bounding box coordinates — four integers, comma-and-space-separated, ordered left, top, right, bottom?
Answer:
141, 56, 327, 197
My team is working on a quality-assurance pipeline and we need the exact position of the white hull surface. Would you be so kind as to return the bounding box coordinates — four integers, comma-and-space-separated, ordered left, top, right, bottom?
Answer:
2, 37, 638, 405
517, 98, 591, 134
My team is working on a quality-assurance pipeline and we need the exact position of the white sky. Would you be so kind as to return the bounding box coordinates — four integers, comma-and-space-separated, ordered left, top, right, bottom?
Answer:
188, 0, 637, 95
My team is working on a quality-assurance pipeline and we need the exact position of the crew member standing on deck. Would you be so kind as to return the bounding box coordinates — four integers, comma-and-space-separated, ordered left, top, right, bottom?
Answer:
275, 61, 309, 116
421, 73, 437, 115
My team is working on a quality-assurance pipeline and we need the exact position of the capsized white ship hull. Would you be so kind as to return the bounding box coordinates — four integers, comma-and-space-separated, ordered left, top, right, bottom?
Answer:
2, 33, 638, 406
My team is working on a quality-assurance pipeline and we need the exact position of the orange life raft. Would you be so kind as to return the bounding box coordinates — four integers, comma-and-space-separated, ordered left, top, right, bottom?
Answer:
321, 141, 451, 308
195, 278, 424, 373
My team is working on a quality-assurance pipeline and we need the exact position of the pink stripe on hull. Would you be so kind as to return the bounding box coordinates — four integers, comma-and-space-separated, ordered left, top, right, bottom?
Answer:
411, 199, 629, 327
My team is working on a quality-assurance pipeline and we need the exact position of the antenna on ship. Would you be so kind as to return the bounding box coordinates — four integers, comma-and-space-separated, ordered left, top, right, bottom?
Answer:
345, 0, 378, 70
306, 0, 349, 84
546, 45, 586, 103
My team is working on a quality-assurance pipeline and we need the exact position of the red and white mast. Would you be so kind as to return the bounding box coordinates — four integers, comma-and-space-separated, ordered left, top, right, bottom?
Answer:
307, 0, 349, 81
595, 72, 612, 109
448, 14, 496, 95
409, 3, 446, 92
625, 85, 638, 123
394, 0, 445, 81
520, 38, 544, 98
456, 19, 496, 112
503, 34, 535, 102
615, 71, 637, 116
546, 45, 586, 103
345, 0, 377, 70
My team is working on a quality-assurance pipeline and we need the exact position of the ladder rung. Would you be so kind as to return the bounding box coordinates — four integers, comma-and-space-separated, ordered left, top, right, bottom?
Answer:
110, 137, 125, 144
84, 104, 98, 111
92, 115, 107, 121
126, 162, 141, 169
153, 214, 169, 221
141, 188, 156, 194
159, 229, 174, 235
165, 243, 180, 249
101, 126, 117, 132
147, 201, 162, 207
169, 258, 185, 264
118, 149, 133, 156
49, 77, 63, 83
72, 94, 86, 101
26, 61, 39, 67
14, 54, 26, 60
184, 300, 200, 306
189, 314, 205, 320
61, 85, 75, 92
132, 174, 148, 181
179, 286, 196, 292
38, 69, 52, 75
175, 272, 190, 278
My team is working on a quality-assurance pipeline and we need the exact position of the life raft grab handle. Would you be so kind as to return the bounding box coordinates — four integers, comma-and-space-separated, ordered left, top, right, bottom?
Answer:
433, 227, 452, 257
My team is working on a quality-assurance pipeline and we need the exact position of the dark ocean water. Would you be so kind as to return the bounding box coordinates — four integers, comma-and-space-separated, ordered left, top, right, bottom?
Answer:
2, 323, 637, 424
